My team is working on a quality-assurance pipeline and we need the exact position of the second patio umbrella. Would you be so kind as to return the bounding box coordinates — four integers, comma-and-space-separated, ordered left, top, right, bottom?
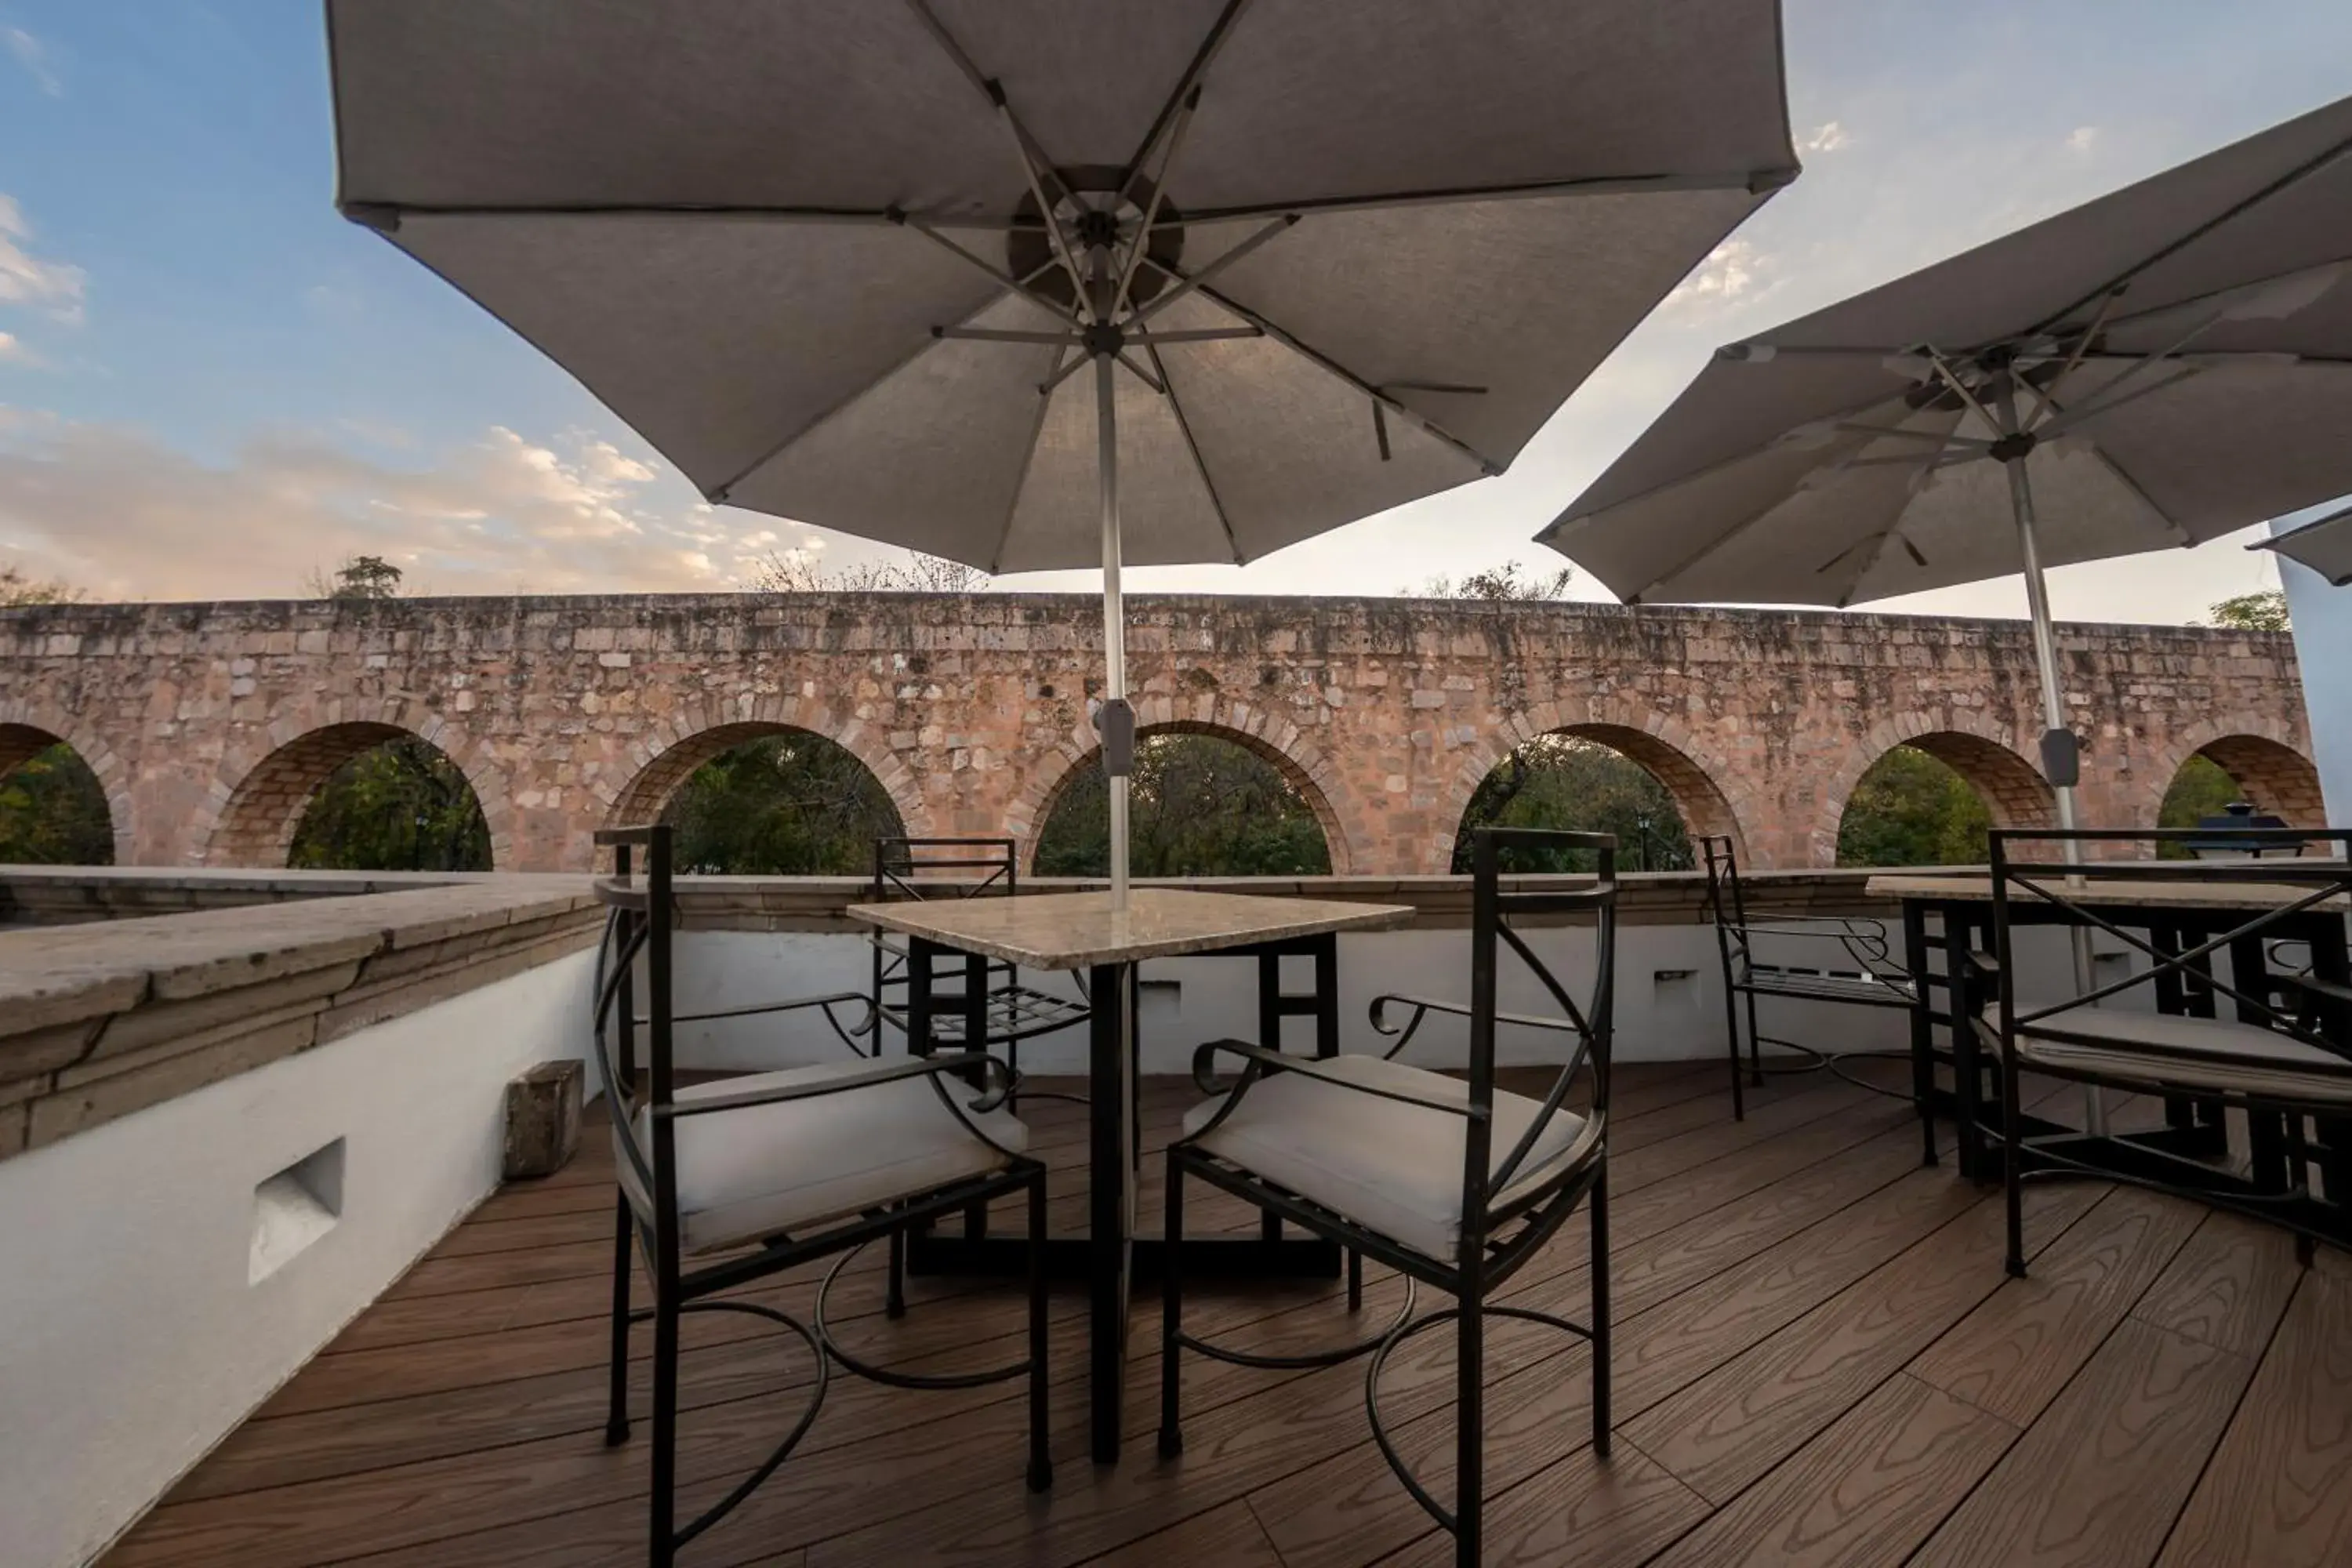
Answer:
1538, 93, 2352, 844
325, 0, 1798, 905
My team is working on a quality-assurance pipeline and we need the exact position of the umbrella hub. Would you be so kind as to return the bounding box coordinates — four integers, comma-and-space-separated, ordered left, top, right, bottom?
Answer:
1987, 430, 2037, 463
1006, 165, 1186, 318
1081, 321, 1127, 359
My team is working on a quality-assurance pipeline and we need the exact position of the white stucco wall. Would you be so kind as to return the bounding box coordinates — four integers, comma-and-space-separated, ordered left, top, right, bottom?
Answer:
667, 924, 1924, 1076
0, 949, 594, 1568
2274, 528, 2352, 823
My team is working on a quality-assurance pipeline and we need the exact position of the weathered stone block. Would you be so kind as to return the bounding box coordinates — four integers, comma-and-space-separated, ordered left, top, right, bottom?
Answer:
503, 1059, 585, 1180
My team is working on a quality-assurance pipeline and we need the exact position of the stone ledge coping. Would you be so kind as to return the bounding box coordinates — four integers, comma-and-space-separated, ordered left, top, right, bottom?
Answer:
0, 880, 601, 1161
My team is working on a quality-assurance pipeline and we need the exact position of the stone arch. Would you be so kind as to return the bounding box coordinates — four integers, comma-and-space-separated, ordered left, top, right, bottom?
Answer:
1815, 710, 2055, 866
194, 707, 510, 869
1007, 694, 1357, 876
0, 700, 135, 865
1439, 702, 1754, 873
2148, 716, 2325, 826
597, 705, 929, 844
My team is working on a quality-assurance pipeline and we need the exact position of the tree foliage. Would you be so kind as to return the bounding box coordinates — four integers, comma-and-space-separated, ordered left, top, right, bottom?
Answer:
287, 738, 494, 871
306, 554, 408, 601
1412, 561, 1577, 602
0, 561, 85, 607
0, 744, 113, 864
2205, 590, 2289, 631
661, 731, 906, 874
1034, 734, 1331, 877
2154, 753, 2244, 860
1451, 735, 1692, 873
753, 547, 989, 594
1835, 746, 1991, 868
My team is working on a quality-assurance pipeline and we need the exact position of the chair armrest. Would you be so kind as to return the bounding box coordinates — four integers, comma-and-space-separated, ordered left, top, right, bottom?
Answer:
1188, 1040, 1481, 1119
1368, 993, 1585, 1062
653, 1051, 1012, 1119
665, 991, 876, 1029
2278, 971, 2352, 1004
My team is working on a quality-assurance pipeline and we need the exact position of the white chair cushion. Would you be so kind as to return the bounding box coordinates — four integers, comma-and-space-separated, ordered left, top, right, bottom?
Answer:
641, 1061, 1028, 1253
1998, 1005, 2352, 1105
1181, 1053, 1599, 1261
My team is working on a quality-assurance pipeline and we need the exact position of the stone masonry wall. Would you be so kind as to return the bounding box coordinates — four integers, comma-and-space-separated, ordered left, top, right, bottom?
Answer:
0, 594, 2316, 874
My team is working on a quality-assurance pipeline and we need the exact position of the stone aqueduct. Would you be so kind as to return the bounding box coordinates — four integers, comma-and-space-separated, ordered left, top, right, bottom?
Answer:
0, 593, 2319, 875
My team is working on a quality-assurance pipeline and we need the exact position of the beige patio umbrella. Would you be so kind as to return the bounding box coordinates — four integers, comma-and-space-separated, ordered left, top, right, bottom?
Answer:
325, 0, 1799, 906
1539, 92, 2352, 844
2254, 503, 2352, 586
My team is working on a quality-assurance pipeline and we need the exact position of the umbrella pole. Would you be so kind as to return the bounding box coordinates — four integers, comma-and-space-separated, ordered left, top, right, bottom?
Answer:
1998, 413, 2108, 1135
1096, 350, 1132, 912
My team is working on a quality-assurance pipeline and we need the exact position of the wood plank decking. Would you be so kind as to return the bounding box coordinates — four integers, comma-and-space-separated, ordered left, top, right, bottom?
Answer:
103, 1062, 2352, 1567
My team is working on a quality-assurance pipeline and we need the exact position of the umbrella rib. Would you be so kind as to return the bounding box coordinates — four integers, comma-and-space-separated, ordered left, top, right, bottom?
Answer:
1189, 282, 1502, 474
2034, 361, 2205, 442
2084, 446, 2196, 547
1112, 87, 1202, 324
2023, 123, 2352, 342
1129, 216, 1299, 327
1171, 166, 1796, 225
896, 212, 1080, 325
338, 201, 920, 230
1150, 341, 1246, 565
1120, 0, 1258, 184
1541, 387, 1924, 539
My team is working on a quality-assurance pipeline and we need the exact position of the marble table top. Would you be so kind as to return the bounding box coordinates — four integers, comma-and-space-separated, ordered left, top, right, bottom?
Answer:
1865, 872, 2350, 912
843, 887, 1414, 969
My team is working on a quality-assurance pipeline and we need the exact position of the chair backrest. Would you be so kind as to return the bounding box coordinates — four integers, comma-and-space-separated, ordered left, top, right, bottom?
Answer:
1698, 832, 1751, 970
591, 824, 677, 1236
871, 837, 1019, 903
1987, 826, 2352, 1054
1464, 826, 1617, 1247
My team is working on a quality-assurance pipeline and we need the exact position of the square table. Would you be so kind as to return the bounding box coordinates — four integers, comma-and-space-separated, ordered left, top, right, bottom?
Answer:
844, 886, 1412, 1462
1869, 872, 2352, 1210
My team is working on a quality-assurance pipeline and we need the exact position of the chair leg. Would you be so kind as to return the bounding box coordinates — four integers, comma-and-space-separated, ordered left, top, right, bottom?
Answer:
1456, 1294, 1483, 1568
1722, 984, 1748, 1121
1590, 1169, 1611, 1458
1026, 1172, 1054, 1493
1745, 990, 1766, 1089
1348, 1247, 1363, 1314
649, 1293, 680, 1568
886, 1229, 907, 1320
1159, 1150, 1186, 1459
605, 1192, 633, 1447
2002, 1058, 2027, 1279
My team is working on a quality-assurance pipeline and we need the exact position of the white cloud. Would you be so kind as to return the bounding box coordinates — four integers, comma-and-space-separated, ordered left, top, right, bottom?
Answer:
1799, 121, 1850, 154
0, 330, 40, 367
4, 24, 60, 96
0, 413, 798, 598
1662, 238, 1769, 319
2067, 125, 2100, 154
0, 194, 85, 325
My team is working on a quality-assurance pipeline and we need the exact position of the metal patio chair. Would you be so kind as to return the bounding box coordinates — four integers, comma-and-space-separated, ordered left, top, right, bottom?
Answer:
592, 826, 1051, 1568
1980, 826, 2352, 1277
1699, 833, 1922, 1126
1160, 826, 1615, 1568
867, 836, 1093, 1102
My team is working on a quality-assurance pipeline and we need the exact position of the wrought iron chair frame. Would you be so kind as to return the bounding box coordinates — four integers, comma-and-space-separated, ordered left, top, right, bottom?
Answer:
1699, 833, 1921, 1123
592, 826, 1051, 1568
867, 836, 1092, 1081
1160, 827, 1615, 1568
1980, 826, 2352, 1278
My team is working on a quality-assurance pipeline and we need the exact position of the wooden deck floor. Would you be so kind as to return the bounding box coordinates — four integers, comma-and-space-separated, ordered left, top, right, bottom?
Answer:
103, 1061, 2352, 1568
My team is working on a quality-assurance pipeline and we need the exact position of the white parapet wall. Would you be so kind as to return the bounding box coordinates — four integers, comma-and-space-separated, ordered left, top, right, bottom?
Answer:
0, 944, 593, 1567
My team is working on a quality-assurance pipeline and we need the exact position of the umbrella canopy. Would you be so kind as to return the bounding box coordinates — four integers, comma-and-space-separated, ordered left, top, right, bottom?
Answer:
1538, 93, 2352, 610
2254, 503, 2352, 586
327, 0, 1798, 574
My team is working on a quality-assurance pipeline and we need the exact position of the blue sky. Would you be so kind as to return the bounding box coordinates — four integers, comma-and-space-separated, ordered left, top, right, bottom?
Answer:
2, 1, 2350, 615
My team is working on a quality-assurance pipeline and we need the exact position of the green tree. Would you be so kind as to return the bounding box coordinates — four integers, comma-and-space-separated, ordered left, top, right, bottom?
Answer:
660, 732, 906, 874
2205, 590, 2289, 631
1451, 735, 1691, 873
0, 744, 114, 865
1835, 746, 1991, 867
2154, 753, 2243, 861
306, 554, 407, 601
1034, 734, 1332, 877
287, 738, 493, 871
